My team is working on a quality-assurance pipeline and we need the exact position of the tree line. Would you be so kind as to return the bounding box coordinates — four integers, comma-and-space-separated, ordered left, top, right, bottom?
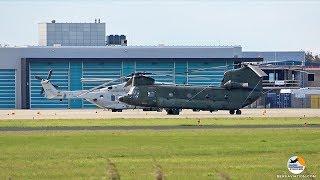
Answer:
305, 51, 320, 64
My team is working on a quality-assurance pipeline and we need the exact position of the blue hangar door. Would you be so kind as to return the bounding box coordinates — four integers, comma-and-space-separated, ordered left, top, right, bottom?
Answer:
135, 60, 174, 83
29, 61, 69, 109
187, 60, 233, 86
82, 61, 122, 108
29, 60, 123, 109
0, 69, 16, 108
30, 61, 83, 109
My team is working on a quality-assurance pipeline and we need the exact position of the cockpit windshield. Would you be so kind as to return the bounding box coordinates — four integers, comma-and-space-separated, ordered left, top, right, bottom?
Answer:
128, 87, 140, 98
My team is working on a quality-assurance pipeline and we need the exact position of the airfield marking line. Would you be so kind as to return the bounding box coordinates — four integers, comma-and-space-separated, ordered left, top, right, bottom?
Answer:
1, 109, 320, 120
0, 124, 319, 132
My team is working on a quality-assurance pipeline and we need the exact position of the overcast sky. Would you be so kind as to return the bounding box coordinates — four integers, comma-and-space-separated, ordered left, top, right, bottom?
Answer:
0, 0, 319, 53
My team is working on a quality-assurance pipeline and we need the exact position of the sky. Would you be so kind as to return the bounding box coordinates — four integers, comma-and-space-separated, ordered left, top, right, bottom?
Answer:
0, 0, 319, 53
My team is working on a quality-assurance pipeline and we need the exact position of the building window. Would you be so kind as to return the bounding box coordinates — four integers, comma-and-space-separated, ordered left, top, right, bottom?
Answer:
269, 73, 275, 82
308, 74, 315, 81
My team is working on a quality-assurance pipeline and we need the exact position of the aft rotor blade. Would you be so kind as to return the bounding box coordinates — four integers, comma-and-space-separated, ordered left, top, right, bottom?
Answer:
259, 60, 302, 65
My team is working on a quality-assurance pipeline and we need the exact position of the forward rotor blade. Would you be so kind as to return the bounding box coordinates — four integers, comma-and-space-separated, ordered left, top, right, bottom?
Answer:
154, 81, 175, 85
128, 72, 154, 77
78, 76, 126, 97
80, 78, 113, 83
187, 64, 234, 73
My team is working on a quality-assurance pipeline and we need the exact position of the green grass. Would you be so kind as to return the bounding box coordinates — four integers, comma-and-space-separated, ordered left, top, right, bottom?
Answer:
0, 117, 319, 127
0, 128, 319, 179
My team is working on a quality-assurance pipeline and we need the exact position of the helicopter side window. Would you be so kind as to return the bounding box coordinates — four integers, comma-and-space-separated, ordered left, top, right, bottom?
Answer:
111, 95, 115, 101
131, 88, 140, 98
108, 86, 113, 90
134, 91, 140, 98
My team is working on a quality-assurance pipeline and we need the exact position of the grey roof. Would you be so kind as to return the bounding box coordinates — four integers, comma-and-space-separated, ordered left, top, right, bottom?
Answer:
0, 46, 242, 59
0, 46, 243, 69
243, 51, 305, 62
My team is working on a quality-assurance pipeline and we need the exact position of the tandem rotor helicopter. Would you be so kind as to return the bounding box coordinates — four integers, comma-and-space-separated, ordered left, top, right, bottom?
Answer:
36, 63, 267, 115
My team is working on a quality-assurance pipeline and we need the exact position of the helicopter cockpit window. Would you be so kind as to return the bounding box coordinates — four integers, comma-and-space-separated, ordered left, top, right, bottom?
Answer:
131, 88, 140, 98
148, 91, 155, 98
128, 87, 140, 98
128, 87, 135, 94
134, 91, 140, 98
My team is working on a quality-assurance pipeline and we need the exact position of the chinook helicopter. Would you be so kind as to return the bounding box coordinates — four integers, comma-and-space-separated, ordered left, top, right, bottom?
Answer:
119, 64, 267, 115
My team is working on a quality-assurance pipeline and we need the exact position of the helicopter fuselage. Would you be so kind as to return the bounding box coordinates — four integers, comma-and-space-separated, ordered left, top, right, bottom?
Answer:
119, 85, 261, 111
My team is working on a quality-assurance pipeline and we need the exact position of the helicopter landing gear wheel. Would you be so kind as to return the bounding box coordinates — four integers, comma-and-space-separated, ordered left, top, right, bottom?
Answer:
111, 109, 122, 112
229, 110, 235, 115
236, 109, 241, 115
166, 109, 180, 115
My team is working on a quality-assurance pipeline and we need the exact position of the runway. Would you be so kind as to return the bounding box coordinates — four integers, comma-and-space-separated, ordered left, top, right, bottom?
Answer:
0, 124, 319, 132
0, 108, 320, 120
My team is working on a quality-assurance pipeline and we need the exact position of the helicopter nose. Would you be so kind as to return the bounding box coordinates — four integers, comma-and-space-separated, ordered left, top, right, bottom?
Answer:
118, 96, 126, 103
119, 94, 134, 104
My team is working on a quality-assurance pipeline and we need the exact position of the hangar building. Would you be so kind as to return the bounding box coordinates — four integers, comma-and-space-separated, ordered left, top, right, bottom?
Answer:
1, 45, 266, 109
